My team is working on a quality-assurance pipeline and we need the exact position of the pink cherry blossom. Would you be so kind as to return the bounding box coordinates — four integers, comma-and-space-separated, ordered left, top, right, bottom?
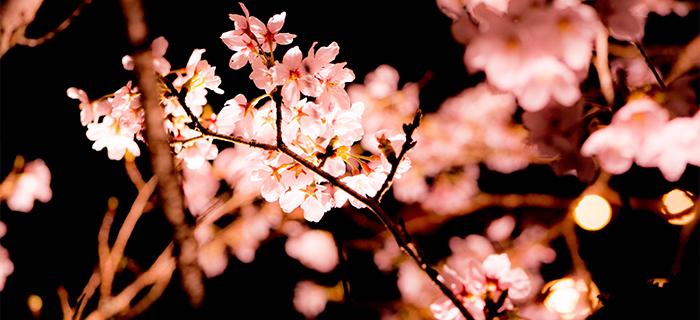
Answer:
249, 58, 275, 92
485, 214, 516, 242
67, 87, 112, 126
249, 11, 296, 53
513, 56, 581, 111
5, 159, 52, 213
221, 33, 262, 70
304, 42, 340, 77
636, 112, 700, 181
397, 260, 442, 307
122, 36, 171, 75
315, 62, 355, 112
581, 96, 669, 174
216, 94, 247, 135
86, 115, 141, 160
285, 229, 338, 273
293, 280, 328, 319
174, 136, 218, 170
0, 222, 13, 291
334, 171, 386, 209
182, 161, 219, 217
271, 46, 322, 107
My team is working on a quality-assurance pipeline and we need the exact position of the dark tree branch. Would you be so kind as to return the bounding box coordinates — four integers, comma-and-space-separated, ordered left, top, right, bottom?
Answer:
119, 0, 203, 308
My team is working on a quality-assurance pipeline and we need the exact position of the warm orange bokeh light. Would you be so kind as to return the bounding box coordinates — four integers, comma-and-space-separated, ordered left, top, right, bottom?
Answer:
574, 195, 612, 231
662, 189, 696, 225
544, 278, 580, 314
543, 278, 600, 320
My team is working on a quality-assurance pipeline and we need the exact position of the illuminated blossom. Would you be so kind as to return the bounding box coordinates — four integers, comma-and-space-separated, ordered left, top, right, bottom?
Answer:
66, 87, 112, 126
0, 222, 12, 291
430, 254, 531, 320
293, 280, 328, 319
581, 96, 669, 174
285, 229, 338, 273
121, 36, 171, 75
86, 116, 141, 161
5, 159, 52, 213
636, 111, 700, 181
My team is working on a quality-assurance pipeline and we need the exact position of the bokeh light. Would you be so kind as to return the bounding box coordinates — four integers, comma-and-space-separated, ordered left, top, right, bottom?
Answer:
662, 189, 696, 225
27, 294, 42, 318
543, 278, 600, 320
574, 195, 612, 231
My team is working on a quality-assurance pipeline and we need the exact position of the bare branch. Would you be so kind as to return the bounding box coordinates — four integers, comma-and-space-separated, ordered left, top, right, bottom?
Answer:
0, 0, 43, 58
16, 0, 93, 48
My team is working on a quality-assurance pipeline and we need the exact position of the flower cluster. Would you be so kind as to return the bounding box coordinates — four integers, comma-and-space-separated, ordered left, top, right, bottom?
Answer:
439, 0, 600, 112
68, 36, 224, 166
430, 253, 531, 320
582, 95, 700, 181
68, 3, 411, 223
1, 157, 52, 213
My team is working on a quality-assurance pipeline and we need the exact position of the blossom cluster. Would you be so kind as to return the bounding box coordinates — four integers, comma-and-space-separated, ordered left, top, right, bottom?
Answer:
434, 0, 699, 183
430, 253, 531, 320
67, 3, 411, 223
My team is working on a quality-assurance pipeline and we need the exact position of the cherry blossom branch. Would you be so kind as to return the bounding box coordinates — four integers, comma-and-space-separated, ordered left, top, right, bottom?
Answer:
161, 49, 474, 319
267, 91, 476, 320
119, 0, 203, 307
374, 109, 421, 202
633, 40, 666, 89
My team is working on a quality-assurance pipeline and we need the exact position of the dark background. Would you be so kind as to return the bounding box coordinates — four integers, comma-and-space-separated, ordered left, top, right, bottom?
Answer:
1, 0, 698, 319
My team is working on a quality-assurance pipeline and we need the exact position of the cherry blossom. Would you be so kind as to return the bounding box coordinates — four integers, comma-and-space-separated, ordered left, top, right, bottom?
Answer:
0, 222, 12, 291
86, 115, 141, 161
636, 111, 700, 181
271, 46, 321, 107
293, 280, 329, 319
121, 36, 171, 75
431, 253, 531, 320
285, 229, 338, 272
581, 96, 670, 175
4, 159, 52, 213
249, 11, 296, 53
66, 87, 112, 126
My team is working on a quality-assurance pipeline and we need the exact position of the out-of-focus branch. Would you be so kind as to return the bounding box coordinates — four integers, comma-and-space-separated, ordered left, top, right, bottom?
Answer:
124, 156, 146, 190
57, 286, 72, 320
101, 177, 157, 299
666, 35, 700, 84
119, 0, 204, 307
0, 0, 93, 58
16, 0, 93, 48
0, 0, 43, 58
85, 243, 176, 320
594, 24, 614, 106
98, 198, 118, 298
74, 269, 101, 320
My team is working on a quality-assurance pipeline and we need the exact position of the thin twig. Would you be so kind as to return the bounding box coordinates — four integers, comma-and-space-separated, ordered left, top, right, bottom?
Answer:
16, 0, 93, 48
633, 41, 666, 89
374, 109, 421, 202
57, 286, 73, 320
74, 269, 101, 320
98, 198, 118, 298
101, 177, 158, 299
